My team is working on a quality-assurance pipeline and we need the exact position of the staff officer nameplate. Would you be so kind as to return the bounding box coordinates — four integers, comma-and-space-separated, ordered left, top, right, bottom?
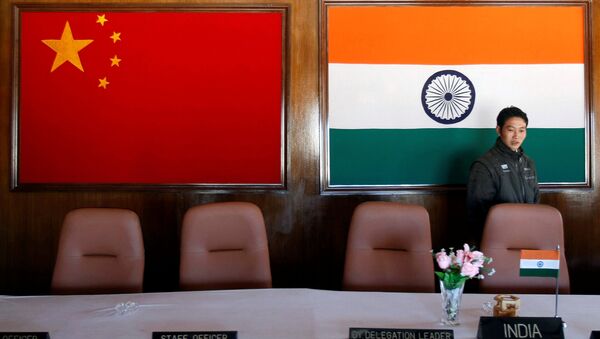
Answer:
152, 331, 237, 339
349, 327, 454, 339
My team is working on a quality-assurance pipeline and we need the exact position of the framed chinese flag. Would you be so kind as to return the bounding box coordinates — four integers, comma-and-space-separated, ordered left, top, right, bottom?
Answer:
12, 4, 287, 190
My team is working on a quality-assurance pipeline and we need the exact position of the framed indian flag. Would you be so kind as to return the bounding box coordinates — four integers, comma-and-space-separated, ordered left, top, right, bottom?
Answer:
11, 4, 288, 190
320, 1, 591, 192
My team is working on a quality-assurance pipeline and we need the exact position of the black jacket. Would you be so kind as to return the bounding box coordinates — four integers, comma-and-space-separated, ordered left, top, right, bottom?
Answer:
466, 138, 540, 242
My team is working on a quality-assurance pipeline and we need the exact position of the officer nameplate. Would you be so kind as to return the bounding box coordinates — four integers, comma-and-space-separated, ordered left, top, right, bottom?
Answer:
0, 333, 49, 339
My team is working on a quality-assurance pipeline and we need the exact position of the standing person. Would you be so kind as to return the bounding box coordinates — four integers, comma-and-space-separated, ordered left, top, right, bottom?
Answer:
466, 106, 540, 243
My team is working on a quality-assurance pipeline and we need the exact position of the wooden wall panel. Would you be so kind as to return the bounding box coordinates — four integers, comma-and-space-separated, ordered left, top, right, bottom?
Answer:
1, 0, 600, 295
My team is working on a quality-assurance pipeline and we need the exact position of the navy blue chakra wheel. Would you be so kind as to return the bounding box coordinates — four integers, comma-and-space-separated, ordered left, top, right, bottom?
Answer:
421, 70, 475, 124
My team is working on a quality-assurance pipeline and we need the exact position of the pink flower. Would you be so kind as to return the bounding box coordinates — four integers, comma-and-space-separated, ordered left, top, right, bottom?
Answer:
454, 250, 464, 266
436, 251, 451, 270
465, 250, 485, 267
460, 262, 480, 278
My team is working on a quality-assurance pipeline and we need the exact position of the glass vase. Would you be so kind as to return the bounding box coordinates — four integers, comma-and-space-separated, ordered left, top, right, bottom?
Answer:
440, 281, 465, 326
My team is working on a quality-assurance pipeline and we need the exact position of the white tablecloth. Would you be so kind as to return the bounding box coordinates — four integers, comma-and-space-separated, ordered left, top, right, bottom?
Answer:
1, 289, 598, 338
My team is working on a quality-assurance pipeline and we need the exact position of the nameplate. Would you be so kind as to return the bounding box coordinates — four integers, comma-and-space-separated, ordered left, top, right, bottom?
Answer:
349, 327, 454, 339
590, 331, 600, 339
0, 333, 49, 339
477, 316, 564, 339
152, 331, 237, 339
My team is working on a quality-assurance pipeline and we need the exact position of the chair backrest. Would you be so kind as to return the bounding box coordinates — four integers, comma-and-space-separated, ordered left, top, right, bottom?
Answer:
51, 208, 145, 294
480, 203, 570, 294
179, 202, 272, 290
343, 201, 435, 292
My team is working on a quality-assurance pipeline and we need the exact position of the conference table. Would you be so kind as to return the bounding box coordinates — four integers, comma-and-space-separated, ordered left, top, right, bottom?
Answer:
1, 288, 598, 338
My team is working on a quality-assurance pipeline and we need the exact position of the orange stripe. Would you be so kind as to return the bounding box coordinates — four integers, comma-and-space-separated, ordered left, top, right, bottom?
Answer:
328, 5, 584, 64
521, 250, 560, 260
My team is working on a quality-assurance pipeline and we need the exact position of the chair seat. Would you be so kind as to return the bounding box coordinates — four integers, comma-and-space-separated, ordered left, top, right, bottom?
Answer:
179, 202, 272, 291
51, 208, 145, 294
479, 203, 570, 294
343, 201, 435, 292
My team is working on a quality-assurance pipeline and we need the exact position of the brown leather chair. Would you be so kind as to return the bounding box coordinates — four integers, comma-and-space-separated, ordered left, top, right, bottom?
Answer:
342, 201, 435, 292
51, 208, 145, 294
179, 202, 272, 290
480, 203, 570, 294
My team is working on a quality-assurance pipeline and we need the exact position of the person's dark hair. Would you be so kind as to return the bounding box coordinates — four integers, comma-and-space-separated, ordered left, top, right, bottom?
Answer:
496, 106, 528, 128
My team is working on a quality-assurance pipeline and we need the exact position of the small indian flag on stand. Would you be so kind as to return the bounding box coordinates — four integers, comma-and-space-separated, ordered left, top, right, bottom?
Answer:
520, 250, 560, 278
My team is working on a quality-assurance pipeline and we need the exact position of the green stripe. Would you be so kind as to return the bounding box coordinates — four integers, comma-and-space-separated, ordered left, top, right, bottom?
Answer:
520, 268, 560, 278
329, 128, 585, 185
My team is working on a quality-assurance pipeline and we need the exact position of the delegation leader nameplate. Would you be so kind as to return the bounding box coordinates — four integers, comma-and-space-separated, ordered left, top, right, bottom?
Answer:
349, 327, 453, 339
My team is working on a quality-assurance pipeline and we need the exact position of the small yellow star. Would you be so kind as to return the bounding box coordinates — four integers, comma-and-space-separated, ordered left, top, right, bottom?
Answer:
110, 32, 121, 43
110, 55, 121, 67
42, 21, 93, 72
96, 14, 108, 26
98, 77, 109, 89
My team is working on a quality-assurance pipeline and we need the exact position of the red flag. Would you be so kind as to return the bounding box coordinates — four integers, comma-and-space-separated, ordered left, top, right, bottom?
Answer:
17, 10, 283, 185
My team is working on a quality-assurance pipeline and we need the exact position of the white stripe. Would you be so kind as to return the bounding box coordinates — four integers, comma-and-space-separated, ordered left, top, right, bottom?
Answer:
328, 63, 585, 129
520, 259, 560, 270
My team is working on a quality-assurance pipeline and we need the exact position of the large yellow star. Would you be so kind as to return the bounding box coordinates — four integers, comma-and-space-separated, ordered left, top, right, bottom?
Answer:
42, 21, 93, 72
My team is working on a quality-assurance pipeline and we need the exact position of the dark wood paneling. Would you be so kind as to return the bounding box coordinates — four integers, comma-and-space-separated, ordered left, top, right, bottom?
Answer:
1, 0, 600, 295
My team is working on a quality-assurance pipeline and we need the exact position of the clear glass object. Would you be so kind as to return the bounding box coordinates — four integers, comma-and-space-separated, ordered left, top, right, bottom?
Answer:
440, 281, 464, 326
481, 300, 494, 316
114, 301, 138, 315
